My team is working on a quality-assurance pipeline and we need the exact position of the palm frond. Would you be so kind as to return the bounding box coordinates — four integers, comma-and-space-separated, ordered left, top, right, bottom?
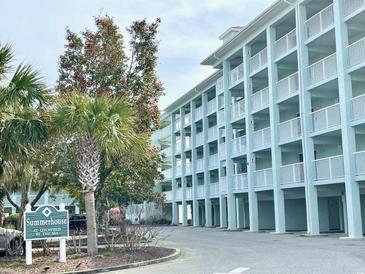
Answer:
0, 44, 14, 80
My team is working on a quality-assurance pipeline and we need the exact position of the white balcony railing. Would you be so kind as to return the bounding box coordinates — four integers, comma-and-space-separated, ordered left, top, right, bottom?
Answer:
355, 151, 365, 176
207, 98, 217, 114
184, 114, 191, 126
308, 53, 337, 86
281, 162, 304, 185
175, 142, 181, 154
232, 173, 248, 191
305, 4, 334, 40
251, 87, 269, 113
274, 28, 297, 59
279, 117, 301, 143
185, 161, 192, 174
196, 158, 204, 172
197, 185, 205, 198
219, 142, 226, 159
207, 126, 218, 141
351, 94, 365, 121
254, 168, 273, 188
231, 99, 245, 121
186, 187, 193, 200
348, 37, 365, 68
314, 155, 344, 181
196, 132, 204, 147
277, 72, 299, 101
176, 188, 183, 200
161, 146, 172, 157
218, 108, 225, 126
175, 165, 182, 177
154, 124, 171, 140
164, 190, 172, 201
344, 0, 365, 17
210, 182, 219, 195
208, 154, 219, 169
229, 63, 244, 88
220, 177, 227, 193
253, 127, 271, 150
162, 168, 172, 180
175, 119, 180, 132
249, 48, 268, 75
195, 106, 203, 121
312, 103, 341, 132
232, 135, 247, 155
216, 77, 224, 95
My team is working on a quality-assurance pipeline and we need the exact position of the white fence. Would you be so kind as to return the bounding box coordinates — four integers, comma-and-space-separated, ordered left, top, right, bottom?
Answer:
207, 98, 217, 114
208, 154, 219, 169
275, 28, 297, 59
196, 132, 204, 147
251, 87, 269, 113
186, 187, 193, 200
218, 108, 225, 126
249, 48, 267, 75
210, 182, 219, 196
279, 117, 301, 143
314, 155, 344, 181
344, 0, 365, 17
207, 126, 218, 141
175, 119, 180, 132
254, 168, 273, 188
196, 158, 204, 172
195, 106, 203, 121
216, 77, 224, 95
184, 114, 191, 126
277, 72, 299, 101
185, 161, 192, 175
232, 135, 247, 155
253, 127, 271, 149
348, 37, 365, 68
355, 151, 365, 175
232, 173, 248, 191
229, 63, 244, 88
351, 94, 365, 121
305, 4, 334, 39
176, 188, 183, 200
308, 53, 337, 86
231, 99, 245, 121
281, 162, 304, 185
197, 185, 205, 198
312, 103, 341, 132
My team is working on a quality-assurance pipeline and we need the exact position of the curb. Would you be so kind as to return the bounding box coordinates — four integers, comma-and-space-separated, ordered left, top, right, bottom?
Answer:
58, 247, 181, 274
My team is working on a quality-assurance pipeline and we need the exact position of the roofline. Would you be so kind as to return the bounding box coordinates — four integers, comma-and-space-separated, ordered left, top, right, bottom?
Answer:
163, 70, 222, 113
201, 0, 290, 66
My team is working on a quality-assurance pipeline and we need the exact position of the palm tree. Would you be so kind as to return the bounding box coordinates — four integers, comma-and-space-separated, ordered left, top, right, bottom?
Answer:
52, 93, 142, 256
0, 44, 50, 227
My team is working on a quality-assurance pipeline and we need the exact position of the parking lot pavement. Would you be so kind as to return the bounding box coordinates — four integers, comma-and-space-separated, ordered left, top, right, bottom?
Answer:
109, 226, 365, 274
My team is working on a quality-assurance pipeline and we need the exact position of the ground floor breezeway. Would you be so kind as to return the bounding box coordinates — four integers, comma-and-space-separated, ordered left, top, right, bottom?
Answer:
164, 182, 365, 237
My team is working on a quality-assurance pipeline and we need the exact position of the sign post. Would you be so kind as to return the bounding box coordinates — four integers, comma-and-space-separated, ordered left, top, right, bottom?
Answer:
24, 203, 69, 265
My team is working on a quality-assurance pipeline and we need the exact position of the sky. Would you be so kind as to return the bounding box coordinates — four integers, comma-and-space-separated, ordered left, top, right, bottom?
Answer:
0, 0, 274, 110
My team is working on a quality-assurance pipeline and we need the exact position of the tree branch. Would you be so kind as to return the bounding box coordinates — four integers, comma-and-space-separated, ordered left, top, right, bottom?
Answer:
4, 188, 20, 211
30, 183, 48, 207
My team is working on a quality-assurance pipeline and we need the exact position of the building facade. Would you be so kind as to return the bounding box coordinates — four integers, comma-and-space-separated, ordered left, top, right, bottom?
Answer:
153, 0, 365, 237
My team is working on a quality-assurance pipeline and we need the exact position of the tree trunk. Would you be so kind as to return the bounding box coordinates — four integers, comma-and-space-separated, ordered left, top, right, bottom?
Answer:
84, 191, 98, 256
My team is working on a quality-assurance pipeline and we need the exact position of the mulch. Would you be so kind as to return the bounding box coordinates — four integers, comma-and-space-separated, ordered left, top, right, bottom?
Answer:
0, 246, 174, 274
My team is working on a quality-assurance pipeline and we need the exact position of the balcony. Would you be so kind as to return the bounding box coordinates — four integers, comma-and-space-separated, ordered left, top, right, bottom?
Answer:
175, 119, 180, 132
219, 177, 228, 193
195, 106, 203, 121
164, 190, 172, 201
229, 63, 244, 88
184, 114, 191, 127
175, 164, 182, 177
232, 173, 248, 191
314, 155, 344, 181
278, 117, 301, 143
355, 151, 365, 176
197, 185, 205, 198
274, 28, 297, 60
161, 146, 172, 157
176, 188, 183, 200
207, 126, 218, 141
186, 187, 193, 200
254, 168, 273, 188
281, 162, 304, 186
348, 37, 365, 68
196, 158, 204, 172
232, 135, 247, 156
277, 72, 299, 102
249, 47, 267, 75
185, 137, 191, 151
251, 87, 269, 113
218, 109, 225, 126
154, 124, 171, 140
351, 94, 365, 121
185, 161, 192, 175
210, 182, 219, 196
308, 53, 337, 86
175, 142, 181, 154
231, 99, 245, 121
207, 98, 217, 115
208, 154, 219, 169
162, 168, 172, 180
219, 142, 226, 159
312, 103, 341, 133
252, 127, 271, 150
305, 4, 334, 40
196, 132, 204, 147
216, 77, 224, 95
344, 0, 365, 17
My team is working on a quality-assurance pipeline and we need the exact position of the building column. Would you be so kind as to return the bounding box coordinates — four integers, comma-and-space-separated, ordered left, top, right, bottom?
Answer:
219, 195, 227, 228
296, 5, 319, 235
191, 101, 200, 227
243, 45, 259, 231
223, 60, 237, 230
180, 108, 188, 226
203, 92, 212, 227
267, 26, 286, 233
171, 114, 178, 225
333, 0, 362, 238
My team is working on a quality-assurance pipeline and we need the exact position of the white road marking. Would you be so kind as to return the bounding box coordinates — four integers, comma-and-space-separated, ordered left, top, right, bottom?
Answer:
213, 267, 250, 274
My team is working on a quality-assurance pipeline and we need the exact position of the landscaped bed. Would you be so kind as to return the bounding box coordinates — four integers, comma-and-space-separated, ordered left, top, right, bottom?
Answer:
0, 246, 175, 274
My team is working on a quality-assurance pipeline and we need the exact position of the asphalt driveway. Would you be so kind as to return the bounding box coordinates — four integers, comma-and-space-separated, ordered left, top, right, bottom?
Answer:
110, 226, 365, 274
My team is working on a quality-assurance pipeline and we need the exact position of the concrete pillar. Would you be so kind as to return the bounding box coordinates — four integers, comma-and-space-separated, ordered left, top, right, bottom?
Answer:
333, 0, 363, 238
267, 26, 286, 233
243, 45, 259, 231
171, 114, 178, 225
180, 108, 188, 226
236, 196, 245, 229
219, 195, 228, 228
191, 101, 200, 226
296, 4, 320, 235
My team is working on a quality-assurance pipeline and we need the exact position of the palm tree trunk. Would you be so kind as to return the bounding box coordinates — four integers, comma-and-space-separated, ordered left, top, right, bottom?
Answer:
84, 191, 98, 256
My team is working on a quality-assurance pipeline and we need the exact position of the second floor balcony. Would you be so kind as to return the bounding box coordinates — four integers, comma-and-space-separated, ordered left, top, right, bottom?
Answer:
279, 117, 301, 143
232, 135, 247, 156
274, 28, 297, 60
254, 168, 273, 188
231, 99, 245, 121
305, 3, 334, 41
281, 162, 305, 186
351, 94, 365, 122
251, 87, 269, 113
249, 47, 267, 75
253, 127, 271, 150
277, 72, 299, 102
314, 155, 344, 181
229, 63, 244, 88
232, 173, 248, 192
348, 37, 365, 68
308, 53, 337, 87
312, 103, 341, 133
